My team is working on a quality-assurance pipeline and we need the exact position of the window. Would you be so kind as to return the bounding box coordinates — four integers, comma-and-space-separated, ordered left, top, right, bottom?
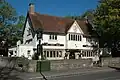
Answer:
52, 35, 54, 39
55, 35, 57, 40
87, 51, 89, 57
79, 35, 81, 41
57, 51, 59, 57
50, 51, 52, 57
78, 35, 81, 41
91, 52, 93, 57
49, 35, 51, 39
73, 35, 75, 40
49, 35, 57, 40
53, 51, 56, 57
69, 34, 70, 40
68, 33, 82, 41
47, 51, 49, 57
78, 35, 80, 41
76, 35, 77, 41
71, 35, 73, 40
84, 51, 87, 57
82, 51, 84, 57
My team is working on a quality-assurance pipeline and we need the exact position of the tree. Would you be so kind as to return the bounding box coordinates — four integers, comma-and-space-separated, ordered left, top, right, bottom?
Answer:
93, 0, 120, 57
0, 0, 25, 47
80, 9, 94, 20
65, 15, 81, 20
0, 0, 17, 26
17, 15, 25, 29
65, 9, 94, 20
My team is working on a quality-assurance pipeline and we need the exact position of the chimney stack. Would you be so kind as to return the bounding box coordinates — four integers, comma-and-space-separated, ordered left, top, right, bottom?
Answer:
29, 3, 34, 14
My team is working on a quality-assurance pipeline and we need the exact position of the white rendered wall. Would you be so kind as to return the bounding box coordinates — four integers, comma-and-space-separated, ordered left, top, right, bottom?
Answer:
17, 45, 34, 58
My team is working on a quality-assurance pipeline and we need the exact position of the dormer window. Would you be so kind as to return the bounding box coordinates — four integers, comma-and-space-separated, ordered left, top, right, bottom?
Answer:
49, 34, 57, 40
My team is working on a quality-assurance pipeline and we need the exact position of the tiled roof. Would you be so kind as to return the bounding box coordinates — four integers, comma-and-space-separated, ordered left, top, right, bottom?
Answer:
28, 12, 91, 35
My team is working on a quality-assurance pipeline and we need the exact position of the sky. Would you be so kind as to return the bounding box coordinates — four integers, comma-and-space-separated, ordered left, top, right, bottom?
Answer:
6, 0, 99, 17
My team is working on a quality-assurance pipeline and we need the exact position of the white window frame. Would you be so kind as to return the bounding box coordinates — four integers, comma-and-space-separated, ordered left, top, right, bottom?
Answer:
49, 34, 57, 40
68, 33, 82, 41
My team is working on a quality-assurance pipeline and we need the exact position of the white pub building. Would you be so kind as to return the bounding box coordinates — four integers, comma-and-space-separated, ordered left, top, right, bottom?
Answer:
9, 3, 99, 60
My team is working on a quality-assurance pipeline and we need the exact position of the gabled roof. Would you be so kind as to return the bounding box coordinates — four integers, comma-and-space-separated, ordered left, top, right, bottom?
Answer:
27, 12, 93, 35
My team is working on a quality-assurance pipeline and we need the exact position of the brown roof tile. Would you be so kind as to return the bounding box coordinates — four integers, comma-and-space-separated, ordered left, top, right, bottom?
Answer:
28, 12, 91, 35
77, 20, 90, 35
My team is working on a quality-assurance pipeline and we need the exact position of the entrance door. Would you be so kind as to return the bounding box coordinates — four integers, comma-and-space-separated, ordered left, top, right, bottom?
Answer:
69, 52, 75, 59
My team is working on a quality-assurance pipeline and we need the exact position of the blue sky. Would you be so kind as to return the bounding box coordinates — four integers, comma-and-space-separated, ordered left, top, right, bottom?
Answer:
7, 0, 99, 17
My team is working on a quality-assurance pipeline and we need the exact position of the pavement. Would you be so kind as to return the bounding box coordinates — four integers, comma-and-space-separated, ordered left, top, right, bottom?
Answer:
26, 67, 115, 80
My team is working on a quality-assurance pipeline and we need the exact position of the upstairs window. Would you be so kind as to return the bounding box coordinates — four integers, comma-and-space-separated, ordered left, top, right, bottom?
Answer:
69, 34, 70, 40
78, 35, 81, 41
49, 34, 57, 40
69, 34, 82, 41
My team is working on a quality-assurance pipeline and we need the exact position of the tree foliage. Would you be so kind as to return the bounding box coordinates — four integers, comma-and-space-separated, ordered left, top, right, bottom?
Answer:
65, 10, 94, 20
81, 10, 94, 19
0, 0, 25, 47
94, 0, 120, 56
0, 0, 17, 26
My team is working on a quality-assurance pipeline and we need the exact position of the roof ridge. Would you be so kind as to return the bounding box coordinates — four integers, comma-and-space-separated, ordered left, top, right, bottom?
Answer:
34, 12, 74, 21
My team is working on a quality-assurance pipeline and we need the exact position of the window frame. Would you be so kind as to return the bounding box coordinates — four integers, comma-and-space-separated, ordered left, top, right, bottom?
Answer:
49, 34, 57, 40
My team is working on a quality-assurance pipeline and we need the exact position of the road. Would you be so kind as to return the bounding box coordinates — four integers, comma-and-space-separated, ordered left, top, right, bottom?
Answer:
48, 70, 120, 80
0, 67, 120, 80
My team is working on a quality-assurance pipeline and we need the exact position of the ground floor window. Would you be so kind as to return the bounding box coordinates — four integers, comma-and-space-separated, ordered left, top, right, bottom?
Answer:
47, 51, 49, 57
43, 50, 63, 58
82, 50, 94, 57
57, 51, 59, 57
50, 51, 52, 57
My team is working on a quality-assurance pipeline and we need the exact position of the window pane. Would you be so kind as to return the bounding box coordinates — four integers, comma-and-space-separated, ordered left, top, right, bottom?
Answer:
78, 35, 79, 41
52, 35, 54, 39
50, 51, 52, 57
85, 51, 86, 57
89, 51, 91, 57
57, 51, 59, 57
53, 51, 55, 57
76, 35, 77, 41
47, 51, 49, 57
87, 51, 89, 57
73, 35, 75, 40
82, 51, 84, 57
69, 34, 70, 40
80, 35, 81, 41
71, 35, 73, 40
49, 35, 51, 39
55, 35, 57, 40
91, 52, 93, 57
